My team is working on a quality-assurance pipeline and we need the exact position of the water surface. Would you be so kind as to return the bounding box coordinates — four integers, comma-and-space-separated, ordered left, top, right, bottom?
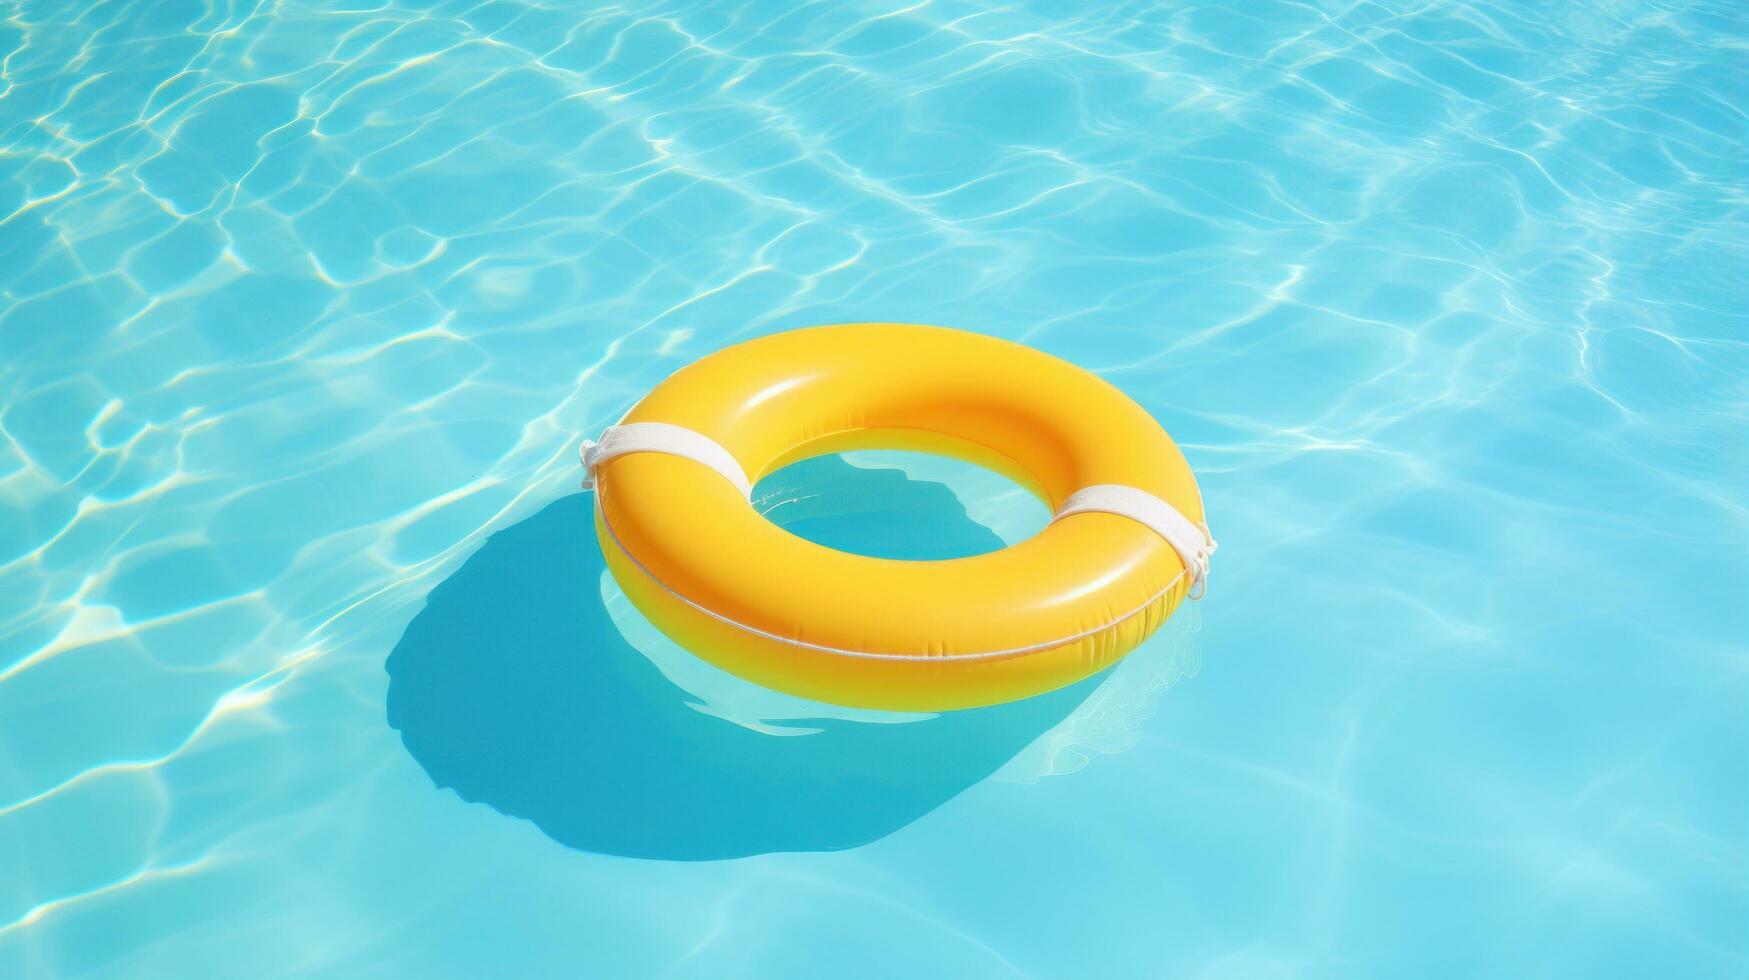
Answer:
0, 0, 1744, 977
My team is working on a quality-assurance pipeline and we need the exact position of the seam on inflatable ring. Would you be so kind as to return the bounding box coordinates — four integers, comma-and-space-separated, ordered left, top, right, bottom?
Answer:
594, 488, 1190, 663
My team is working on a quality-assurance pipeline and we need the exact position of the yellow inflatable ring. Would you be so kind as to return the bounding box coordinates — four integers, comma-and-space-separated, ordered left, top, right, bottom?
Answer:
584, 323, 1214, 711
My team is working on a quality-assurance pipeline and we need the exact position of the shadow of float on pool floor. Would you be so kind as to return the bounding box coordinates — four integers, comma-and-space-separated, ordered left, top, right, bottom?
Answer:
385, 459, 1099, 861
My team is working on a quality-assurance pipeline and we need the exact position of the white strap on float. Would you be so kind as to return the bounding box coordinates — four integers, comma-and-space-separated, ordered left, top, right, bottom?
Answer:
579, 422, 753, 499
1052, 484, 1217, 600
580, 424, 1215, 598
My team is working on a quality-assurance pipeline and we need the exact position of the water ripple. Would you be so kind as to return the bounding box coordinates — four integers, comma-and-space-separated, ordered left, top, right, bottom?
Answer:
0, 0, 1743, 976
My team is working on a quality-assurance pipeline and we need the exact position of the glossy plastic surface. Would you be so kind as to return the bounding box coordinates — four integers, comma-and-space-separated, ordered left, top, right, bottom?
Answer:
594, 323, 1206, 710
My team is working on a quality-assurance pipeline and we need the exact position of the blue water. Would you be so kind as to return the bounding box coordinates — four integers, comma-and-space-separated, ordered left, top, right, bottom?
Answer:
2, 0, 1744, 976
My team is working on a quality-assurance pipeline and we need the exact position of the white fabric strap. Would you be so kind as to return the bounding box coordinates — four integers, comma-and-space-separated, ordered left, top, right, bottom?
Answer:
580, 422, 753, 499
1054, 484, 1217, 599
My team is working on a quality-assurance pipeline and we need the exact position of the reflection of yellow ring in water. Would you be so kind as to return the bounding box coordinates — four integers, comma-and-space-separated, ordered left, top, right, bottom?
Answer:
587, 323, 1213, 712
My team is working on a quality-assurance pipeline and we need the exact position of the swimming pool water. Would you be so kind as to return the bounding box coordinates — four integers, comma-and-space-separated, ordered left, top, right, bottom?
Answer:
2, 0, 1744, 976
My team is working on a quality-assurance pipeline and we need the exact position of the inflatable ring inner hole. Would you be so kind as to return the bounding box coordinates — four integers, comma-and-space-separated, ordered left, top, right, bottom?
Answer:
750, 445, 1054, 562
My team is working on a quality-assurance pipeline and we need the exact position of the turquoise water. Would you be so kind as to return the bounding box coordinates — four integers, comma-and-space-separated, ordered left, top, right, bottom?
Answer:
2, 0, 1745, 975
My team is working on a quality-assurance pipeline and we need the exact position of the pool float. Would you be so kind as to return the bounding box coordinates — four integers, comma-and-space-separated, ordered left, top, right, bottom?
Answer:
580, 323, 1215, 711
